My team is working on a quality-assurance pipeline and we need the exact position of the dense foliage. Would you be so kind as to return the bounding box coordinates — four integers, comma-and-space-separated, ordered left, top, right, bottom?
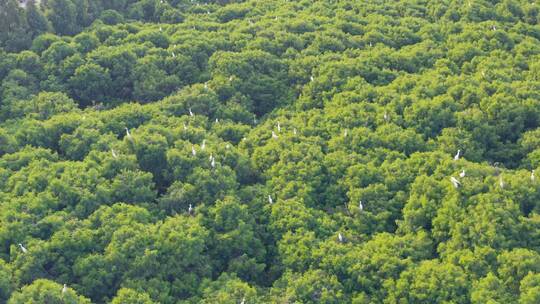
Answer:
1, 0, 540, 302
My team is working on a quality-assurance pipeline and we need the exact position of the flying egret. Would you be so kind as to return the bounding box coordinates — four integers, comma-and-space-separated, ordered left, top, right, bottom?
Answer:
499, 176, 505, 189
532, 170, 535, 182
201, 140, 206, 150
338, 233, 344, 243
454, 149, 461, 160
359, 200, 363, 211
268, 195, 273, 204
18, 243, 27, 253
192, 145, 197, 156
189, 108, 194, 117
111, 149, 118, 159
62, 284, 67, 294
272, 131, 278, 139
450, 177, 461, 188
459, 169, 466, 178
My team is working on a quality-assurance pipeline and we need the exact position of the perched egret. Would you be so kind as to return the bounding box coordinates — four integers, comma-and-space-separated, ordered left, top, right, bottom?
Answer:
188, 204, 193, 215
499, 176, 505, 189
253, 116, 258, 124
492, 25, 497, 31
277, 121, 281, 132
204, 83, 208, 89
211, 156, 215, 168
226, 144, 230, 149
272, 131, 278, 139
18, 243, 27, 253
338, 233, 344, 243
310, 75, 314, 82
159, 26, 162, 31
454, 149, 461, 161
62, 284, 67, 294
189, 108, 194, 117
192, 145, 197, 156
450, 176, 461, 188
183, 123, 188, 131
459, 169, 466, 178
268, 195, 273, 204
384, 111, 389, 121
201, 140, 206, 150
359, 200, 363, 211
240, 297, 245, 304
172, 52, 176, 58
343, 130, 348, 137
209, 154, 213, 161
125, 127, 132, 140
369, 42, 373, 47
111, 149, 118, 159
229, 76, 233, 81
293, 128, 297, 135
215, 118, 219, 123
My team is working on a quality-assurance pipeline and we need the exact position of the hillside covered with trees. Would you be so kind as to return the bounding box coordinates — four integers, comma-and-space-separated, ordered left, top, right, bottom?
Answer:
1, 0, 540, 302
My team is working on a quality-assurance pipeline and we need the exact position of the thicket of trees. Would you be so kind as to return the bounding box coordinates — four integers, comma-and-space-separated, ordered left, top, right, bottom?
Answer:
1, 0, 540, 302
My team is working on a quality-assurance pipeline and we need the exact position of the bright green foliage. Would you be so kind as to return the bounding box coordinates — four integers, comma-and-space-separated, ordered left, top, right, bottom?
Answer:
0, 0, 539, 303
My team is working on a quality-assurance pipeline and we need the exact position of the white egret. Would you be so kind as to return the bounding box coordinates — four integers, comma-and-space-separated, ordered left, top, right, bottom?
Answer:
204, 83, 208, 89
18, 243, 27, 253
532, 170, 535, 182
125, 127, 132, 140
62, 284, 67, 294
272, 131, 278, 139
111, 149, 118, 159
359, 200, 363, 211
159, 26, 162, 31
188, 204, 193, 215
369, 42, 373, 47
277, 121, 281, 132
226, 144, 230, 149
211, 156, 215, 168
499, 176, 505, 189
310, 75, 314, 82
240, 297, 245, 304
343, 130, 348, 137
293, 128, 297, 135
229, 76, 234, 81
454, 149, 461, 160
209, 154, 213, 161
450, 177, 461, 188
201, 140, 206, 150
459, 169, 466, 178
338, 233, 344, 243
215, 118, 219, 123
172, 52, 176, 58
192, 145, 197, 156
268, 195, 273, 204
384, 111, 389, 121
189, 108, 194, 117
183, 123, 188, 131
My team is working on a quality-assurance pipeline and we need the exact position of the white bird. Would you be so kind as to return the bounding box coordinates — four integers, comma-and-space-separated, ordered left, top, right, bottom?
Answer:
229, 76, 234, 81
499, 176, 505, 189
188, 204, 193, 215
277, 121, 281, 132
369, 42, 373, 47
191, 145, 197, 156
343, 130, 348, 137
310, 75, 314, 82
253, 116, 258, 125
268, 195, 273, 204
358, 200, 363, 211
189, 108, 194, 117
532, 170, 535, 182
492, 25, 497, 31
226, 144, 230, 149
338, 233, 344, 243
240, 297, 245, 304
209, 154, 213, 161
459, 169, 466, 178
204, 83, 208, 89
183, 123, 188, 131
454, 149, 461, 161
215, 118, 219, 123
201, 140, 206, 150
384, 111, 389, 121
111, 149, 118, 159
62, 284, 67, 294
210, 156, 215, 168
172, 52, 176, 58
125, 127, 132, 139
18, 243, 27, 253
272, 131, 278, 139
293, 128, 297, 135
450, 176, 461, 188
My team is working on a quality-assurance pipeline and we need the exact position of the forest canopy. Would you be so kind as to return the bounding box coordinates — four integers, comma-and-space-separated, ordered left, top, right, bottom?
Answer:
1, 0, 540, 303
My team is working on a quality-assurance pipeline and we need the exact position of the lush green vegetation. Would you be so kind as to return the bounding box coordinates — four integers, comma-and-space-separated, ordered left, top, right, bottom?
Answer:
1, 0, 540, 302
